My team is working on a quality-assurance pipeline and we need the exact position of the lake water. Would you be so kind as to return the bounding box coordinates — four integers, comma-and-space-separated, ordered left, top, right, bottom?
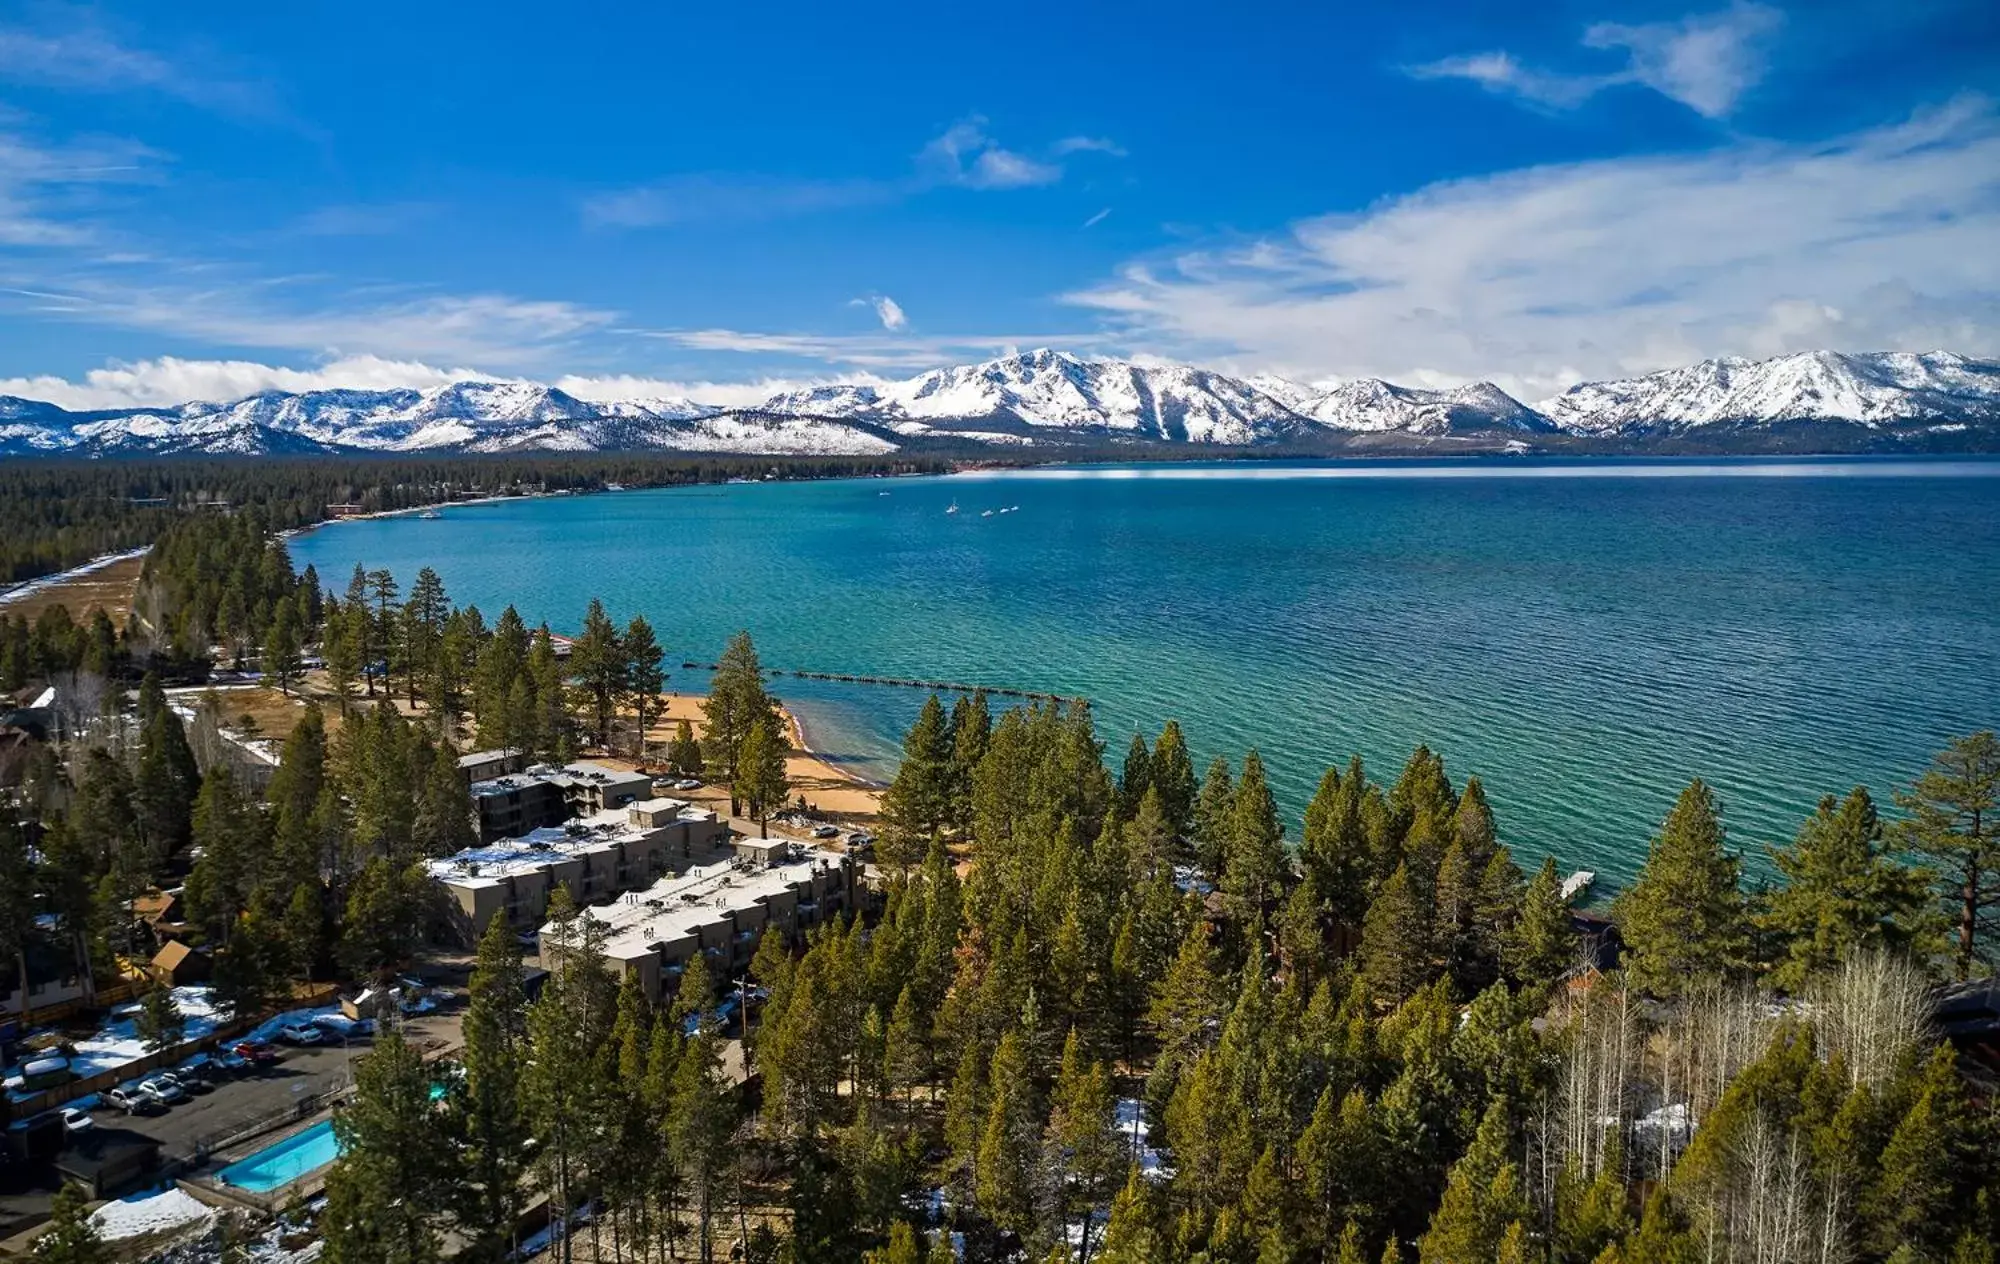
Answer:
291, 458, 2000, 887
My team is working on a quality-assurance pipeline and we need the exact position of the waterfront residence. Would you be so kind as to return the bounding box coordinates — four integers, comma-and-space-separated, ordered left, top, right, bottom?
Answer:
428, 797, 728, 945
539, 840, 858, 1005
468, 759, 654, 842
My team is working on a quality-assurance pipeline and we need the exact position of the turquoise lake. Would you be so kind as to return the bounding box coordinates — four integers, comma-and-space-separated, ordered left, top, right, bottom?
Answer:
291, 458, 2000, 888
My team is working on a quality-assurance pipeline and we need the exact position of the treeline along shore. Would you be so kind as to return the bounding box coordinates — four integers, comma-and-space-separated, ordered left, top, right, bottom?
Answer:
0, 453, 962, 590
1, 487, 1997, 1264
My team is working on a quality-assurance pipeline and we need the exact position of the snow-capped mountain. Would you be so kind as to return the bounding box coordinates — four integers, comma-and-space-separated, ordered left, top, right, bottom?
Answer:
2, 348, 1996, 457
1293, 379, 1554, 435
1536, 350, 2000, 437
760, 349, 1311, 444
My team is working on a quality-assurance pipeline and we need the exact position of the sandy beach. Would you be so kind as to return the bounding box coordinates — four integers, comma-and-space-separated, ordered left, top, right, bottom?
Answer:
647, 691, 883, 821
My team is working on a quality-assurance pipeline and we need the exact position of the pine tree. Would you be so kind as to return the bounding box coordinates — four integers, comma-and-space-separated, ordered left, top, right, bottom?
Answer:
1416, 1098, 1527, 1263
975, 1028, 1040, 1236
1224, 749, 1287, 922
669, 1023, 737, 1262
1193, 757, 1237, 882
1758, 786, 1931, 992
32, 1182, 105, 1264
1504, 857, 1576, 993
624, 614, 666, 758
1362, 862, 1431, 1005
704, 630, 778, 805
948, 689, 991, 831
1894, 731, 2000, 980
882, 695, 956, 871
735, 712, 791, 837
1613, 779, 1747, 997
449, 914, 531, 1262
1302, 762, 1373, 929
135, 983, 185, 1051
570, 598, 625, 750
1151, 720, 1199, 842
1120, 732, 1154, 816
669, 718, 704, 776
323, 1028, 451, 1264
1863, 1045, 1981, 1259
1043, 1027, 1121, 1257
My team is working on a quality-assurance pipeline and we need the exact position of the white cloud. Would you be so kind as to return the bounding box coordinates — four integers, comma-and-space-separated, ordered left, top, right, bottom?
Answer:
0, 354, 905, 414
7, 281, 616, 369
582, 173, 894, 230
1062, 97, 2000, 397
553, 371, 896, 410
1052, 136, 1127, 157
870, 295, 907, 331
1411, 3, 1783, 119
0, 16, 279, 120
643, 326, 1113, 371
918, 118, 1062, 190
288, 203, 436, 237
0, 354, 478, 410
588, 117, 1096, 228
0, 124, 158, 246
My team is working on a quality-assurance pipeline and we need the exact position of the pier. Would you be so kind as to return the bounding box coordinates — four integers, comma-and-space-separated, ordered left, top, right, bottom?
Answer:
678, 662, 1073, 703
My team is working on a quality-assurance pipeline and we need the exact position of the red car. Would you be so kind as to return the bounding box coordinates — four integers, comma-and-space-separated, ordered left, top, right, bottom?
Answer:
230, 1040, 280, 1065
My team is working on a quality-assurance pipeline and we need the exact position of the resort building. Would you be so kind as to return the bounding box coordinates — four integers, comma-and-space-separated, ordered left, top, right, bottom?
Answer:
456, 748, 525, 784
539, 840, 859, 1004
428, 797, 729, 944
468, 759, 655, 842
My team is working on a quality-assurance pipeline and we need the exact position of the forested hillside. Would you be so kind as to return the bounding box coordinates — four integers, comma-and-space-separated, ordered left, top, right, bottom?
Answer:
3, 517, 1995, 1264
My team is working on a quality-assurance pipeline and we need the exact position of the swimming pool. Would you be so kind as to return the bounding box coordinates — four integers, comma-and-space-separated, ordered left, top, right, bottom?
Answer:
213, 1084, 448, 1192
215, 1120, 341, 1192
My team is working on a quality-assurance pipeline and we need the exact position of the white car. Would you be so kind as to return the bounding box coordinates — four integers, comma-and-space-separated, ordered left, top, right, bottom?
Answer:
672, 778, 702, 791
277, 1022, 325, 1046
811, 825, 840, 839
60, 1107, 94, 1135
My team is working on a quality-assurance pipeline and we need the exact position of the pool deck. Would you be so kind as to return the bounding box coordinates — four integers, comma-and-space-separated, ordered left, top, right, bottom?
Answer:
180, 1110, 341, 1213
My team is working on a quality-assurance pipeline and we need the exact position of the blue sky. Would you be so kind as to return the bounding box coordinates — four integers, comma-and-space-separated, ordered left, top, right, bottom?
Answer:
0, 0, 1995, 408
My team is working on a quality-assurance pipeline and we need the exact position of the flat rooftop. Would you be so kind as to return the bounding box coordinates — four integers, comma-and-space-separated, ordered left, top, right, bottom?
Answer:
547, 844, 846, 961
427, 801, 713, 890
469, 759, 650, 799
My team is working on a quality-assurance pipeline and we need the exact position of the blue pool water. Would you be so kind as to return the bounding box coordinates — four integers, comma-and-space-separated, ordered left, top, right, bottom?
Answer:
216, 1120, 341, 1192
291, 457, 2000, 887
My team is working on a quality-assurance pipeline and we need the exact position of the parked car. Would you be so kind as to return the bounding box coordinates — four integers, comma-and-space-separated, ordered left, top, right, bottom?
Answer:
811, 824, 840, 839
137, 1075, 185, 1106
277, 1022, 325, 1046
216, 1050, 251, 1076
231, 1040, 280, 1066
162, 1067, 212, 1095
672, 778, 702, 791
105, 1084, 155, 1115
59, 1107, 94, 1135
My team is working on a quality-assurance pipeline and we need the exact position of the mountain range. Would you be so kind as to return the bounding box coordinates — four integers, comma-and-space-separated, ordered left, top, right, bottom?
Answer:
3, 348, 1998, 458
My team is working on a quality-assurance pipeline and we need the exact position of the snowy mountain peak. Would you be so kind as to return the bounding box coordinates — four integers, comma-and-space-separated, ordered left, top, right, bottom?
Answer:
2, 348, 1997, 457
1535, 349, 2000, 435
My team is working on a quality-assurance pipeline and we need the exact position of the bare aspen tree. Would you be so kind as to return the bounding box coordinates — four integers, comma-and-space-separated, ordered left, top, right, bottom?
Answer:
1813, 950, 1931, 1090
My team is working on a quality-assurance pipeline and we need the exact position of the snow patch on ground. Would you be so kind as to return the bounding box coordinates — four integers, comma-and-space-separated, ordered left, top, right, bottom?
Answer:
66, 987, 228, 1080
1116, 1098, 1171, 1181
89, 1185, 215, 1240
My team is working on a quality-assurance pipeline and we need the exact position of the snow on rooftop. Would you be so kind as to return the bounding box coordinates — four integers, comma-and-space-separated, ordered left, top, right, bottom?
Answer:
544, 844, 847, 960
